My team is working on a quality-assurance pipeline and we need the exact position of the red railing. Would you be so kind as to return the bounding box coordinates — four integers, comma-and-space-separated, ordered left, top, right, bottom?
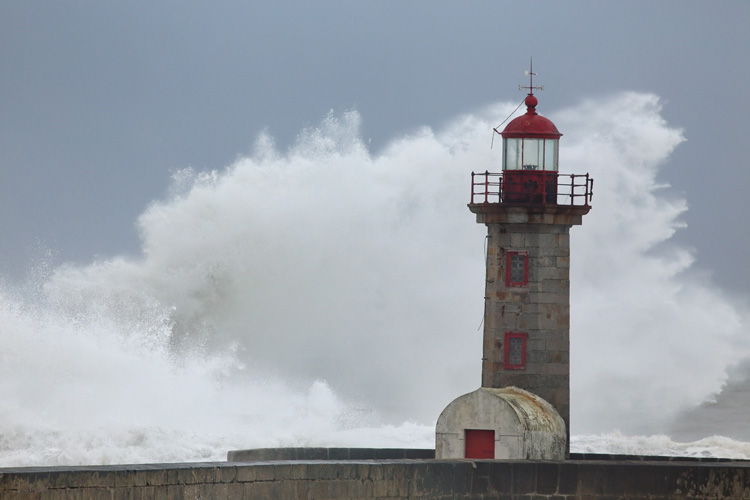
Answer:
470, 171, 593, 206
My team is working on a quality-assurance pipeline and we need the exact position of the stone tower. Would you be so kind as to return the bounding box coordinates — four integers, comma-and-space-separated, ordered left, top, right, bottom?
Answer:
467, 84, 592, 447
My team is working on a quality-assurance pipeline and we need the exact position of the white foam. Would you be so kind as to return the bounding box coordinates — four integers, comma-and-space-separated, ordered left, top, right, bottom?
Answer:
571, 433, 750, 460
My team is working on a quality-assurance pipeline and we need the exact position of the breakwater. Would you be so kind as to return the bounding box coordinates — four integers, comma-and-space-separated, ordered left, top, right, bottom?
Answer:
3, 449, 750, 499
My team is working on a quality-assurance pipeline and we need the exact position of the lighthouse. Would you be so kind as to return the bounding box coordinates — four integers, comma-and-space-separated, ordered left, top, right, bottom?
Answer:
436, 67, 593, 459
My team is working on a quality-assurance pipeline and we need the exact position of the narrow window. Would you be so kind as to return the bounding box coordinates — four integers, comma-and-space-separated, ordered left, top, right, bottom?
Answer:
506, 251, 529, 287
504, 332, 527, 370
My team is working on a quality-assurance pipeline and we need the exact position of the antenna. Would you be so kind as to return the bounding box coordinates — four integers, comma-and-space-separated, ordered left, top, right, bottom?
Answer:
518, 57, 544, 95
490, 57, 544, 149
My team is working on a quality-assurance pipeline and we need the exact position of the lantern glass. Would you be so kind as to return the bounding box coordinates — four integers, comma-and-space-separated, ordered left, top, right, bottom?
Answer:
522, 139, 541, 170
545, 139, 559, 171
503, 138, 521, 170
503, 137, 559, 171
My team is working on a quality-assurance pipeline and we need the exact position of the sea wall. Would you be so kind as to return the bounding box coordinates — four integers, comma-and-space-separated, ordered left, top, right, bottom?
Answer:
226, 447, 435, 461
3, 455, 750, 499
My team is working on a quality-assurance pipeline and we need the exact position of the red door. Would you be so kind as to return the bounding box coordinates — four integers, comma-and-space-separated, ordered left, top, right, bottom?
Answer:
465, 429, 494, 459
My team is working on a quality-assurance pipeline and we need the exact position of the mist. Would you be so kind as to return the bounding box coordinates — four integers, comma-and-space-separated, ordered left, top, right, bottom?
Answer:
1, 92, 748, 465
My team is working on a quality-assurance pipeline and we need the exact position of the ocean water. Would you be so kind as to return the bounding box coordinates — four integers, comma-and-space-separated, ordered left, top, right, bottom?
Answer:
1, 93, 748, 466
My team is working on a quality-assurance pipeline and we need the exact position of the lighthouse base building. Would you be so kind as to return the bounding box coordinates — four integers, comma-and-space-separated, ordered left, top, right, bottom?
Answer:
435, 386, 566, 460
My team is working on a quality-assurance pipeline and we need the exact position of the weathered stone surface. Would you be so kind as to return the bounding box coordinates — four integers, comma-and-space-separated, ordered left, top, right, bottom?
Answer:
479, 216, 579, 442
3, 455, 750, 499
469, 203, 589, 226
228, 447, 434, 463
436, 387, 566, 460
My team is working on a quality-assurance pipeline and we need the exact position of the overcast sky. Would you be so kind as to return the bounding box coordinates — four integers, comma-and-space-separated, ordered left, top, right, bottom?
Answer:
1, 1, 748, 297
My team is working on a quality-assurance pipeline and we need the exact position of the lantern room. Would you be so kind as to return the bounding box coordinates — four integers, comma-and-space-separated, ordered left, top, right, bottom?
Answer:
501, 94, 561, 172
499, 93, 561, 204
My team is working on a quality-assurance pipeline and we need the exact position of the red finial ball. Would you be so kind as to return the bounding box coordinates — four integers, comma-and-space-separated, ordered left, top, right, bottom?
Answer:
525, 94, 538, 109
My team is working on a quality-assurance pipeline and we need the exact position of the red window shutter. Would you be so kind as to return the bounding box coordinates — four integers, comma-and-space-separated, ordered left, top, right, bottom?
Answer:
503, 332, 527, 370
505, 251, 529, 287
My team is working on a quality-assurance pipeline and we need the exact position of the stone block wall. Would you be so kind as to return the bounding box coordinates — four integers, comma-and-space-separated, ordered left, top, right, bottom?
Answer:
482, 222, 572, 433
3, 457, 750, 499
227, 448, 435, 462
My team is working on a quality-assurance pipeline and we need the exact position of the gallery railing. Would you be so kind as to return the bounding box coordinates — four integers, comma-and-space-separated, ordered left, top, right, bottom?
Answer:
470, 171, 593, 206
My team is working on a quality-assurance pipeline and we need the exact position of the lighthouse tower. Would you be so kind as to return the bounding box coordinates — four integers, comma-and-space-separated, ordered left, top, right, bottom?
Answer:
436, 68, 592, 460
470, 74, 592, 444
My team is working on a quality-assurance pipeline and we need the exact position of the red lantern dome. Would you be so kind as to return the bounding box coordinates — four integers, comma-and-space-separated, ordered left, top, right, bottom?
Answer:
501, 95, 562, 139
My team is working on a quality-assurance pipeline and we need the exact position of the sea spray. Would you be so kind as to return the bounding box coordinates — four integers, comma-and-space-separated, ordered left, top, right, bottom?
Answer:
564, 93, 749, 433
